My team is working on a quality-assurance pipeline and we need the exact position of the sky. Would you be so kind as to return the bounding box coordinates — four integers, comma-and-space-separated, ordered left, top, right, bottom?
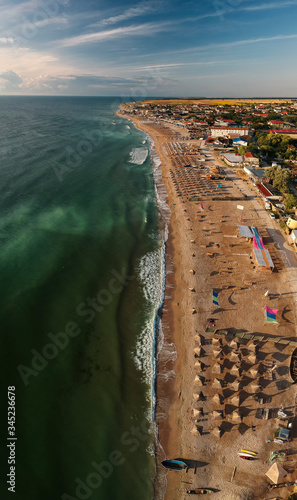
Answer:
1, 0, 297, 96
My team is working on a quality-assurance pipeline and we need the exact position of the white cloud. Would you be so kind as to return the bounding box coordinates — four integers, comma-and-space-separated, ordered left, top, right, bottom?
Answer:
60, 21, 170, 47
0, 36, 15, 45
92, 0, 163, 27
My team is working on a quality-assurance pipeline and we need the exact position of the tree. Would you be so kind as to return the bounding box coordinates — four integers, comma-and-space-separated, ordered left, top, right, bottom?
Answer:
284, 193, 297, 209
238, 146, 247, 155
266, 166, 291, 192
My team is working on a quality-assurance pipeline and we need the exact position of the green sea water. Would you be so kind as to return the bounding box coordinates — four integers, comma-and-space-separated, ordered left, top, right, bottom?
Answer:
0, 97, 164, 500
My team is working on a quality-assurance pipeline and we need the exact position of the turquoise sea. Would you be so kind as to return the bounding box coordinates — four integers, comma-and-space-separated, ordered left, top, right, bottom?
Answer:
0, 96, 166, 500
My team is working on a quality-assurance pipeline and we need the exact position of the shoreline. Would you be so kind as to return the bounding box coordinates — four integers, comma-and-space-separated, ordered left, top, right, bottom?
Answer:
116, 108, 297, 500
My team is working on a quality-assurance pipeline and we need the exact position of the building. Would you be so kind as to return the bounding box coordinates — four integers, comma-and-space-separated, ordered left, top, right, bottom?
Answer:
244, 166, 266, 183
233, 137, 248, 147
210, 126, 251, 138
221, 153, 244, 166
269, 130, 297, 138
243, 152, 260, 166
256, 182, 283, 201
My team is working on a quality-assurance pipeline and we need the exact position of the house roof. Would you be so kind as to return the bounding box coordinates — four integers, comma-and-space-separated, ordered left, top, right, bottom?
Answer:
245, 152, 254, 158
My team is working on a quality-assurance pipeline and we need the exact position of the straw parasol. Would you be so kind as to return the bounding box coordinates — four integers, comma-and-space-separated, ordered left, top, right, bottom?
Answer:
247, 353, 258, 365
194, 361, 203, 371
230, 352, 241, 363
212, 410, 223, 419
195, 375, 203, 386
212, 393, 222, 405
194, 347, 202, 356
231, 410, 242, 422
212, 337, 222, 346
194, 334, 202, 345
230, 365, 241, 377
213, 348, 222, 358
212, 378, 223, 389
193, 408, 202, 418
191, 426, 200, 436
265, 463, 287, 484
212, 426, 222, 438
230, 394, 241, 406
213, 362, 222, 374
229, 380, 240, 391
249, 383, 262, 394
229, 340, 238, 349
248, 367, 259, 378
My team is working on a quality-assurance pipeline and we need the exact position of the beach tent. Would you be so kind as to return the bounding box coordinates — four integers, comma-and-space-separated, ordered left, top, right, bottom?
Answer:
212, 378, 223, 389
265, 463, 287, 484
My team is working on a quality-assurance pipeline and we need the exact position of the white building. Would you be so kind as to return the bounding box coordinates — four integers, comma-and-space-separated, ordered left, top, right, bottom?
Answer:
210, 126, 251, 138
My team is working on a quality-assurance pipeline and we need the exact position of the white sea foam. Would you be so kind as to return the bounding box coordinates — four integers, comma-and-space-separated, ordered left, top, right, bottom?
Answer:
129, 147, 148, 165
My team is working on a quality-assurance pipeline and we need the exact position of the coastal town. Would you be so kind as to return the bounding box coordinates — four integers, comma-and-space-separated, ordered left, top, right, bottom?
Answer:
118, 99, 297, 500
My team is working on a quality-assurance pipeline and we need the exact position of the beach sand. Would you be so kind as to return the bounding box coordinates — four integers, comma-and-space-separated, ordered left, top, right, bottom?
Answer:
117, 109, 297, 500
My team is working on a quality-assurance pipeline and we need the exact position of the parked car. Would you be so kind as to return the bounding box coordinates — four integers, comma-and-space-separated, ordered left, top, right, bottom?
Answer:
269, 213, 276, 219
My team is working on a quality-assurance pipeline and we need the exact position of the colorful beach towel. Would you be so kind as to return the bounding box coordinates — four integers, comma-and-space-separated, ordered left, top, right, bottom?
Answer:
213, 290, 219, 306
201, 203, 204, 210
266, 306, 278, 324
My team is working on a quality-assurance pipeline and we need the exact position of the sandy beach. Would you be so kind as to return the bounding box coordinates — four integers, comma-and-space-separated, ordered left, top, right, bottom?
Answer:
117, 108, 297, 500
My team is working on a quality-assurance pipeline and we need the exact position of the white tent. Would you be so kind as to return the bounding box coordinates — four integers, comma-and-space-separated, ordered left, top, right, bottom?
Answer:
265, 463, 287, 484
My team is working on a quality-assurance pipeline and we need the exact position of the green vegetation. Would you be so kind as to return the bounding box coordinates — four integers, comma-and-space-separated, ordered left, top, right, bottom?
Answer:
266, 165, 291, 192
256, 132, 291, 159
284, 193, 297, 209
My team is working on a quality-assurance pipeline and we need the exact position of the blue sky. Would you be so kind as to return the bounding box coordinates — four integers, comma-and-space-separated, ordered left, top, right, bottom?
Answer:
1, 0, 297, 96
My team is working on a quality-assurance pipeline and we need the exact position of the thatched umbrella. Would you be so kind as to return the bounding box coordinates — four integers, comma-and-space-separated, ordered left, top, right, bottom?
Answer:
213, 362, 222, 374
212, 410, 223, 419
193, 408, 202, 418
212, 393, 222, 405
231, 410, 242, 422
229, 340, 238, 349
230, 352, 241, 363
194, 334, 202, 345
212, 426, 222, 438
212, 337, 222, 346
248, 367, 259, 378
247, 354, 258, 365
230, 394, 241, 406
229, 380, 241, 391
195, 375, 203, 386
230, 365, 241, 377
213, 348, 222, 358
212, 378, 223, 389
